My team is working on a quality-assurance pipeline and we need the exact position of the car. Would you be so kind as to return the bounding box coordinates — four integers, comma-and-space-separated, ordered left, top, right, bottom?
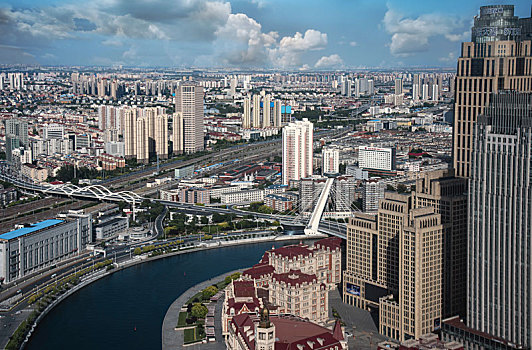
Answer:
16, 290, 21, 294
51, 273, 57, 279
86, 258, 92, 262
14, 311, 21, 315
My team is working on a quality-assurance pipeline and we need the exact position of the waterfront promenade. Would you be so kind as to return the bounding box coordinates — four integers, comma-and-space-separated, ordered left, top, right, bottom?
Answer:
161, 270, 240, 350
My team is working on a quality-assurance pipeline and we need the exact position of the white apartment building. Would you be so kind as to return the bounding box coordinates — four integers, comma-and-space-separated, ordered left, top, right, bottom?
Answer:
282, 118, 313, 185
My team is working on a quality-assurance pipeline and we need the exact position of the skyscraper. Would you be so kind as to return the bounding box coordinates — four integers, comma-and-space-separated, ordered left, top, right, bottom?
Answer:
243, 96, 251, 129
252, 94, 261, 128
282, 118, 313, 185
343, 192, 444, 341
453, 5, 532, 178
4, 119, 28, 163
175, 82, 204, 153
468, 92, 532, 347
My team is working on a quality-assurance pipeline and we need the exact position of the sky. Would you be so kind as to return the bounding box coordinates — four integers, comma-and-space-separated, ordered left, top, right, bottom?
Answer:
0, 0, 530, 69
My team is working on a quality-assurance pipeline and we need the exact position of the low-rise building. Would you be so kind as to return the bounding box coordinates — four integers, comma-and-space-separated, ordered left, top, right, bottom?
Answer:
221, 189, 264, 204
0, 217, 91, 283
264, 194, 294, 212
94, 216, 128, 240
227, 311, 347, 350
21, 163, 48, 182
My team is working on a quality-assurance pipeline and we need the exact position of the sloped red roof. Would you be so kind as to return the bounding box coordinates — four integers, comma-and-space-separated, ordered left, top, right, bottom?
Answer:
272, 270, 317, 287
243, 264, 275, 280
233, 280, 256, 298
270, 245, 312, 259
315, 237, 342, 251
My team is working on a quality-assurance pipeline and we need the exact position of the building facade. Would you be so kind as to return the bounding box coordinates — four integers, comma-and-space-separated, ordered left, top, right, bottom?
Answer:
453, 5, 532, 178
175, 82, 204, 154
468, 92, 532, 347
0, 217, 92, 283
282, 118, 313, 185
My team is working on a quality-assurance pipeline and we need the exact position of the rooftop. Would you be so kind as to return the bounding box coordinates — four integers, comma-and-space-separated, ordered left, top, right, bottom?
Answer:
0, 219, 65, 240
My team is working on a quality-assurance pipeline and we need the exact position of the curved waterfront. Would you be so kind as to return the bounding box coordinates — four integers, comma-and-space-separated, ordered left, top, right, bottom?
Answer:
26, 241, 292, 350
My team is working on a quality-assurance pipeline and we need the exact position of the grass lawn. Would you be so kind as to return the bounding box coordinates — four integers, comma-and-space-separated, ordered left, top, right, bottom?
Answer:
177, 312, 188, 328
183, 328, 196, 344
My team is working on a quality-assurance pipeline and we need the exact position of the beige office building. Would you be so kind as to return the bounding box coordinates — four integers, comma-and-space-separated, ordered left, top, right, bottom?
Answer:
174, 82, 204, 154
343, 191, 444, 341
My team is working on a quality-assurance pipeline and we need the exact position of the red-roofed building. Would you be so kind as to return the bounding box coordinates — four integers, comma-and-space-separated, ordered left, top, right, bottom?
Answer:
242, 264, 275, 288
222, 279, 265, 339
266, 237, 342, 289
227, 312, 347, 350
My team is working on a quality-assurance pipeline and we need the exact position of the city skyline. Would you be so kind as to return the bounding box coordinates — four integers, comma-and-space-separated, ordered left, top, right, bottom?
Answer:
1, 0, 530, 69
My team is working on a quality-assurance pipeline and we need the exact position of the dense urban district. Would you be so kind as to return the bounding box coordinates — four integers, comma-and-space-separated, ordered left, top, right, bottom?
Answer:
0, 4, 531, 350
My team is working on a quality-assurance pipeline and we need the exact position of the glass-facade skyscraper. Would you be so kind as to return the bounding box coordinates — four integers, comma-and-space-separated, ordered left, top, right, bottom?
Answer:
468, 91, 532, 348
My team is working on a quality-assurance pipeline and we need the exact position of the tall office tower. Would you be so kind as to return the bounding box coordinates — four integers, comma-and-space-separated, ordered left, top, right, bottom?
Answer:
252, 94, 261, 128
468, 92, 532, 347
422, 83, 429, 101
154, 114, 168, 159
242, 97, 251, 129
394, 78, 403, 95
412, 84, 420, 101
453, 5, 532, 178
5, 119, 28, 146
175, 82, 204, 153
343, 192, 444, 341
135, 116, 149, 163
273, 100, 282, 128
0, 74, 4, 90
123, 108, 138, 159
322, 147, 339, 174
110, 80, 117, 99
413, 170, 468, 319
262, 95, 271, 127
282, 118, 313, 185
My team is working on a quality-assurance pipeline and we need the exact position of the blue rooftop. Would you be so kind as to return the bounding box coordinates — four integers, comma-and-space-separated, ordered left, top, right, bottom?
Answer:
0, 219, 64, 241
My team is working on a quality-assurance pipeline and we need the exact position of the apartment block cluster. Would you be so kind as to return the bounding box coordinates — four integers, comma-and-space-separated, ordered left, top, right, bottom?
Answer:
223, 238, 345, 349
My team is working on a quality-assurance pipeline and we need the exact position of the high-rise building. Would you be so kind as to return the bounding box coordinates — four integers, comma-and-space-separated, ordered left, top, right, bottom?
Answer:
252, 94, 261, 128
467, 92, 532, 347
242, 97, 251, 129
175, 82, 204, 153
5, 119, 28, 146
136, 116, 149, 163
413, 170, 468, 319
453, 5, 532, 178
362, 178, 384, 212
322, 147, 339, 174
262, 95, 271, 128
282, 118, 313, 185
299, 176, 326, 213
343, 192, 444, 341
154, 114, 168, 159
273, 100, 282, 128
394, 78, 403, 95
124, 108, 138, 159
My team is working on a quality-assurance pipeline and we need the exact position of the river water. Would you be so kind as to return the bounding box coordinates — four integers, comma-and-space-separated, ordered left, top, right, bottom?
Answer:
27, 241, 292, 350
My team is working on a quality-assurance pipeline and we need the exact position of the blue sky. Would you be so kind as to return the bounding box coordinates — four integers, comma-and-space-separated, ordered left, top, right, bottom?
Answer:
0, 0, 530, 69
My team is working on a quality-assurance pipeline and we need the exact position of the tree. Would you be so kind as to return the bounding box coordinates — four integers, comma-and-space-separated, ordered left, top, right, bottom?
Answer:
397, 184, 408, 193
202, 286, 218, 300
200, 216, 209, 225
133, 247, 142, 255
191, 303, 208, 319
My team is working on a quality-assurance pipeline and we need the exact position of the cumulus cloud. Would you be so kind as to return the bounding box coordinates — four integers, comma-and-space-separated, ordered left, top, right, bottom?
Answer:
383, 8, 467, 56
315, 54, 343, 68
268, 29, 327, 67
0, 0, 329, 67
215, 13, 278, 65
349, 41, 357, 47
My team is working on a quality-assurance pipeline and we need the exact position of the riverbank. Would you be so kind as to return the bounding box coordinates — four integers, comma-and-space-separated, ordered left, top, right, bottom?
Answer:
18, 234, 321, 349
161, 270, 240, 350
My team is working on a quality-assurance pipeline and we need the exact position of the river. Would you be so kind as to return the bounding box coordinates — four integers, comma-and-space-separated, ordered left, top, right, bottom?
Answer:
26, 241, 294, 349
